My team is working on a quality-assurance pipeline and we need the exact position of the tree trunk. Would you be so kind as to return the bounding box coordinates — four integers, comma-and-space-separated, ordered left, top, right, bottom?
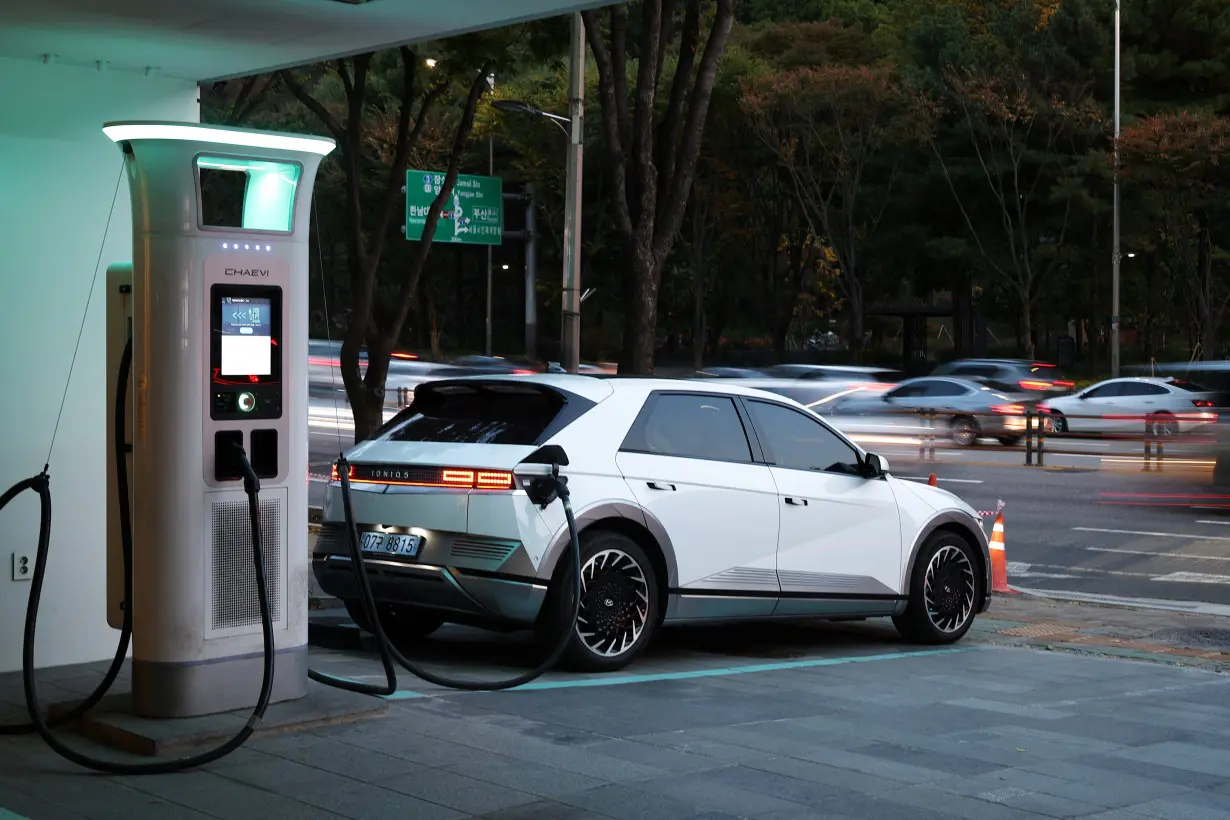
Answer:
625, 245, 659, 375
692, 266, 706, 370
1022, 300, 1035, 360
1198, 222, 1215, 360
427, 279, 442, 362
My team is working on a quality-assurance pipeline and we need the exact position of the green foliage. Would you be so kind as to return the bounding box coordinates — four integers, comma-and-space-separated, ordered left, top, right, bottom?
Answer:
211, 0, 1230, 371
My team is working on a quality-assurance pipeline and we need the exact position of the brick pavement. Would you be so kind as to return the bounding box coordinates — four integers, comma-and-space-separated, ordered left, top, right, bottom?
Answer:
5, 590, 1230, 819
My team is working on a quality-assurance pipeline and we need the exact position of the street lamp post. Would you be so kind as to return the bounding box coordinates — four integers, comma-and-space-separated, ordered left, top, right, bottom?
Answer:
1111, 0, 1122, 378
491, 11, 585, 373
560, 11, 586, 374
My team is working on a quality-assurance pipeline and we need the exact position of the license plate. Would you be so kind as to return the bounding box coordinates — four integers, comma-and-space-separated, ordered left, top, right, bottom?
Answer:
360, 531, 422, 557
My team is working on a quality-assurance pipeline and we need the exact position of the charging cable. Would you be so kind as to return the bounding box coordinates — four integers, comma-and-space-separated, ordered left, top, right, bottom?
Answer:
308, 454, 582, 694
0, 340, 278, 774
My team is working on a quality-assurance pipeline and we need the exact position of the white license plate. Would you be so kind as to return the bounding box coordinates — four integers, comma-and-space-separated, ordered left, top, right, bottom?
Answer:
360, 531, 422, 557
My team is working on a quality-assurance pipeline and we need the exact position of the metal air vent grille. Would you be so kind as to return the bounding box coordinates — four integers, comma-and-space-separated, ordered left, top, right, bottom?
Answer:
211, 498, 284, 630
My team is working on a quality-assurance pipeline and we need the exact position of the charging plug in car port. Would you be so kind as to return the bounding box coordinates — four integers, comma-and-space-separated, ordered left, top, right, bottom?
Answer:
517, 444, 570, 508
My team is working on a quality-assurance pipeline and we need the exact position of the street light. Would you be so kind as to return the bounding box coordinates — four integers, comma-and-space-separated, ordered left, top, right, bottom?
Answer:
1111, 0, 1122, 377
490, 12, 585, 373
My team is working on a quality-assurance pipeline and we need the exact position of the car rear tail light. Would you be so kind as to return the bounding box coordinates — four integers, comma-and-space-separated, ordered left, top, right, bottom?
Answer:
1054, 380, 1075, 389
1193, 399, 1215, 408
512, 369, 536, 375
990, 404, 1026, 415
1018, 380, 1052, 391
1037, 403, 1052, 413
390, 351, 418, 360
332, 463, 514, 490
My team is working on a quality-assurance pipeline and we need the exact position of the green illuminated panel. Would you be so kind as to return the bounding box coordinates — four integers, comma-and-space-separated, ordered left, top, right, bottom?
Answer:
197, 155, 301, 233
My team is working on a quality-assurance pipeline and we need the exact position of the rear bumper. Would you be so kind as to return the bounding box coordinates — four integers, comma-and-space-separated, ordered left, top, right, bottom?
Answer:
311, 523, 548, 626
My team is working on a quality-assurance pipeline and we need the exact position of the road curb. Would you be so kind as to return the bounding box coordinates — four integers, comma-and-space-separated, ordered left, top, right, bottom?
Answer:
1015, 587, 1230, 618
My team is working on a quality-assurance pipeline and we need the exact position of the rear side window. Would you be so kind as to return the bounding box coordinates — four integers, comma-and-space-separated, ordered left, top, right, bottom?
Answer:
622, 394, 753, 463
381, 383, 582, 445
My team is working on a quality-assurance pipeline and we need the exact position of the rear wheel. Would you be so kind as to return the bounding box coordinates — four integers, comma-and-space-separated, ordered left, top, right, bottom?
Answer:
344, 599, 444, 642
949, 415, 979, 447
893, 530, 981, 644
538, 529, 661, 672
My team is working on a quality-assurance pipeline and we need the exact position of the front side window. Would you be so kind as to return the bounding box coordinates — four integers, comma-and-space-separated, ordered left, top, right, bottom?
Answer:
746, 400, 862, 476
624, 394, 753, 462
1084, 383, 1123, 399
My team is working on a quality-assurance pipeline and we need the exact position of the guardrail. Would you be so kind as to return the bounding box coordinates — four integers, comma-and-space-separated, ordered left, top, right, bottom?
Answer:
839, 405, 1222, 472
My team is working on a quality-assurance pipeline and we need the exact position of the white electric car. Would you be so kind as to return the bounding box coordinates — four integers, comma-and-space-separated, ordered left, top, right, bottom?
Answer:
313, 375, 992, 672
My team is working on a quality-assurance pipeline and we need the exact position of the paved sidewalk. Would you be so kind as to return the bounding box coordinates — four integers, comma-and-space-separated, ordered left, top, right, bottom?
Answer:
5, 593, 1230, 820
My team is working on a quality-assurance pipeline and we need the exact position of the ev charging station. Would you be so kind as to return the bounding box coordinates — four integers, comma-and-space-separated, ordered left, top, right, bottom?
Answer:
100, 122, 335, 718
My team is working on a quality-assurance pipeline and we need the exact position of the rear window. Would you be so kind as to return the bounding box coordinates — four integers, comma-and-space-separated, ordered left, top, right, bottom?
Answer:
1168, 379, 1212, 392
380, 383, 574, 445
1025, 363, 1071, 383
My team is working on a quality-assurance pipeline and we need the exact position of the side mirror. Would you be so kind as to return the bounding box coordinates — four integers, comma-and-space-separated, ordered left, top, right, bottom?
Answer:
863, 453, 889, 478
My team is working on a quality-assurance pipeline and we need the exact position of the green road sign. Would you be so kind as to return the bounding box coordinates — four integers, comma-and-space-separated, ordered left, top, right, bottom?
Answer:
405, 170, 503, 245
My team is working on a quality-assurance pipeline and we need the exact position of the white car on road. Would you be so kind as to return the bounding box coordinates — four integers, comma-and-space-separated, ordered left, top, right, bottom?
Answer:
314, 375, 993, 672
1042, 377, 1219, 436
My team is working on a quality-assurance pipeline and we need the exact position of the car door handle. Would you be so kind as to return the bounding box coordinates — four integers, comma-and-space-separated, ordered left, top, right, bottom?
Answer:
785, 497, 808, 506
646, 481, 676, 491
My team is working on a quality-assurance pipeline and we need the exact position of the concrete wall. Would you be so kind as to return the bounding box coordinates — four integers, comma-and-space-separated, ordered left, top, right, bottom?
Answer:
0, 57, 199, 673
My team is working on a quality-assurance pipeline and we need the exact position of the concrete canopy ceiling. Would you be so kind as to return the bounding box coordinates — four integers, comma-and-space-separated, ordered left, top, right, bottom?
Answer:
0, 0, 607, 82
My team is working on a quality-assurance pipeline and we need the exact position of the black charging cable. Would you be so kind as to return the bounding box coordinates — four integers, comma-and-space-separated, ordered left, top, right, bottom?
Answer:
0, 339, 278, 774
307, 455, 582, 694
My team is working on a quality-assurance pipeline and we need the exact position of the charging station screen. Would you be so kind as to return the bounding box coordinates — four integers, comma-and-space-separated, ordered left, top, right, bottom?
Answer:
220, 297, 272, 376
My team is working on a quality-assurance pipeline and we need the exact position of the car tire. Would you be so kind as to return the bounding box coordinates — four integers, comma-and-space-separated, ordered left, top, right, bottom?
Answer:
1050, 411, 1068, 433
949, 415, 978, 447
538, 529, 661, 673
344, 599, 444, 642
892, 530, 982, 645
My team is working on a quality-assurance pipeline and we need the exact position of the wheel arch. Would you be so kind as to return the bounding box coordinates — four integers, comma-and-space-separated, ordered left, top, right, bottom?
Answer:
902, 512, 991, 605
538, 501, 677, 617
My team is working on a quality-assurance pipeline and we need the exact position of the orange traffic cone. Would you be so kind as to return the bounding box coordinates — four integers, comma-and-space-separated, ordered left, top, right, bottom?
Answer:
927, 473, 938, 487
989, 512, 1018, 595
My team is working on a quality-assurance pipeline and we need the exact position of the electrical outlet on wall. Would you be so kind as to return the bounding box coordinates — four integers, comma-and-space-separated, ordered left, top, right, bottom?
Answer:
11, 551, 32, 582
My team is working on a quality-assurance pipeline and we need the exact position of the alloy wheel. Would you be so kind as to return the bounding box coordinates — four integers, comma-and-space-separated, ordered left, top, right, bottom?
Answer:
576, 548, 650, 657
950, 418, 977, 447
923, 544, 976, 633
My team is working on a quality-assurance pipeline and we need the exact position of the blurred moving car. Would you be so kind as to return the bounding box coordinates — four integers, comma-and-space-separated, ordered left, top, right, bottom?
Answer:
826, 376, 1040, 446
1040, 376, 1220, 437
692, 367, 766, 379
691, 365, 903, 411
932, 358, 1074, 397
761, 364, 906, 384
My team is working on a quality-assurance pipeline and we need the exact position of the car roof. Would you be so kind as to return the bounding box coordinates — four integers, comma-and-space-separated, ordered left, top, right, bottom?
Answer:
436, 373, 818, 407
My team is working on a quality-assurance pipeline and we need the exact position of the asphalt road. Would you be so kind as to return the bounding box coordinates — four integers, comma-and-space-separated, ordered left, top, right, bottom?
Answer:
306, 399, 1229, 606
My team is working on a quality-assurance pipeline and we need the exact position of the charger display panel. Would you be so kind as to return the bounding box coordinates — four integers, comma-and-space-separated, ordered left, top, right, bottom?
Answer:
210, 284, 283, 420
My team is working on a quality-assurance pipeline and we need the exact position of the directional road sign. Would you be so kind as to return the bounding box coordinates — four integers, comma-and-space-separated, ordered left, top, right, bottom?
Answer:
405, 170, 503, 245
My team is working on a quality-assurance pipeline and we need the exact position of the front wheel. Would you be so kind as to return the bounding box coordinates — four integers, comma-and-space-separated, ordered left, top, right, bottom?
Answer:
893, 530, 982, 644
538, 529, 661, 672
